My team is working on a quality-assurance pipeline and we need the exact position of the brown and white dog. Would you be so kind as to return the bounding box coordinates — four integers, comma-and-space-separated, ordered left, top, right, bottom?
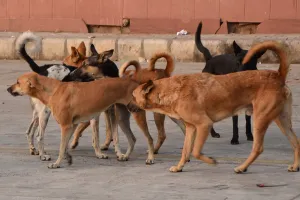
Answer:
131, 41, 300, 173
112, 52, 185, 164
7, 72, 139, 168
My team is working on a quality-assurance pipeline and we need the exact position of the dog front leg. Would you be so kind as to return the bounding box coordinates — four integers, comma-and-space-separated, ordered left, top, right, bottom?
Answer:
169, 117, 186, 135
170, 123, 196, 172
26, 110, 39, 155
37, 106, 51, 161
210, 127, 221, 138
48, 124, 77, 169
90, 116, 108, 159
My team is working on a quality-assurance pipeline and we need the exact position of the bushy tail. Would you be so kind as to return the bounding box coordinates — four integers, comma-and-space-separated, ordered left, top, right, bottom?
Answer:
195, 22, 212, 62
15, 32, 42, 73
148, 52, 174, 76
119, 60, 141, 77
242, 41, 289, 82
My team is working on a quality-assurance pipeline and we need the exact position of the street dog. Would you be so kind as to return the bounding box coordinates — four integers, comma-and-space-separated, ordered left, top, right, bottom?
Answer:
7, 72, 139, 168
16, 32, 118, 161
196, 22, 266, 144
131, 41, 300, 173
114, 53, 185, 164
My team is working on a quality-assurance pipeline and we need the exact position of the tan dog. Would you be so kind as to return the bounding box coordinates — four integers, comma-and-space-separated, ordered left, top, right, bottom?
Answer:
7, 72, 139, 168
109, 52, 185, 164
131, 41, 300, 173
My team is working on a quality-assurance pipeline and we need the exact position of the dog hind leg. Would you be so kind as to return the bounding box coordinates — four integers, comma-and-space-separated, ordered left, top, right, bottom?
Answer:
231, 116, 239, 145
245, 115, 253, 141
70, 122, 90, 149
101, 105, 114, 150
153, 113, 166, 154
90, 116, 108, 159
210, 127, 221, 138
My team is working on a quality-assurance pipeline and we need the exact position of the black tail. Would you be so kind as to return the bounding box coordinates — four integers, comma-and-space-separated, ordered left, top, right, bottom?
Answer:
16, 32, 42, 74
195, 22, 212, 62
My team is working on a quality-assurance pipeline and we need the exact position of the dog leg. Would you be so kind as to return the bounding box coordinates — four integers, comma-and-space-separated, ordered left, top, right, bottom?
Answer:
132, 111, 154, 164
210, 127, 221, 138
90, 116, 108, 159
192, 124, 217, 165
116, 104, 136, 161
169, 117, 186, 134
37, 106, 51, 161
153, 113, 166, 154
231, 116, 239, 145
170, 123, 196, 172
26, 110, 39, 155
245, 115, 253, 141
48, 124, 77, 169
70, 122, 90, 149
101, 105, 114, 150
234, 119, 268, 173
274, 96, 300, 172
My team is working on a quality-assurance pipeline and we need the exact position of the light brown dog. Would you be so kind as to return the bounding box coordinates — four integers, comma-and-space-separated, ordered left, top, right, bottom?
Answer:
131, 41, 300, 173
7, 72, 139, 168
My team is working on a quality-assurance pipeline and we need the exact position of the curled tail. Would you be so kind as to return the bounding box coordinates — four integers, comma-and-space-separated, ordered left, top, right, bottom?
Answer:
242, 41, 289, 82
148, 52, 174, 76
119, 60, 141, 77
195, 22, 212, 62
15, 32, 42, 73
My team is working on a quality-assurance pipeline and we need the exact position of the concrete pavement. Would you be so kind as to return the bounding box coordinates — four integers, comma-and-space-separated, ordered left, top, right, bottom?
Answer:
0, 61, 300, 200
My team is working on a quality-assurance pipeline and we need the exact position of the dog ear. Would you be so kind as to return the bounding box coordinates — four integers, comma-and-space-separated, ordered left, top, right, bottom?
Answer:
90, 44, 98, 56
77, 42, 86, 57
98, 49, 114, 62
253, 49, 266, 59
233, 41, 242, 55
26, 77, 41, 90
71, 47, 80, 62
142, 80, 154, 94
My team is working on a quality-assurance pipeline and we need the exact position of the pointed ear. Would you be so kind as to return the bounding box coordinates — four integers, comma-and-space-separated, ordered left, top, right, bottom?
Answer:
99, 49, 114, 62
142, 80, 154, 94
77, 42, 86, 56
27, 77, 41, 90
254, 49, 266, 59
233, 41, 242, 55
90, 44, 98, 56
71, 47, 80, 62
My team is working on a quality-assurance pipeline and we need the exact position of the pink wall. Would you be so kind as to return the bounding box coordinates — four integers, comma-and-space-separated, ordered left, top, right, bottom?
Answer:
0, 0, 300, 33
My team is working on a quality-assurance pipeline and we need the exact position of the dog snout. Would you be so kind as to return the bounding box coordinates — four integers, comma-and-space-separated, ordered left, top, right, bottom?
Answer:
7, 86, 20, 96
7, 86, 12, 94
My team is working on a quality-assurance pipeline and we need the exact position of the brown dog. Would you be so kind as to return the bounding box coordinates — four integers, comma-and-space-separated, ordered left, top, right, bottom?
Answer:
7, 72, 139, 168
131, 41, 300, 173
116, 52, 185, 164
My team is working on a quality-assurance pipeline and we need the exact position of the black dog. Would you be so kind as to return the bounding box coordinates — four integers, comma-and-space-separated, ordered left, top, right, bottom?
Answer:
195, 22, 266, 145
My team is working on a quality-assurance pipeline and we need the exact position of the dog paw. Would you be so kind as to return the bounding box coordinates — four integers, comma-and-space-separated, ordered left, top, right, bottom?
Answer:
117, 154, 128, 161
231, 139, 240, 145
146, 149, 158, 155
65, 154, 72, 165
40, 154, 51, 161
48, 163, 60, 169
211, 133, 221, 138
70, 141, 78, 149
234, 167, 247, 174
30, 148, 39, 155
169, 166, 183, 173
145, 159, 154, 165
100, 144, 109, 151
208, 157, 218, 165
288, 165, 300, 172
97, 153, 108, 159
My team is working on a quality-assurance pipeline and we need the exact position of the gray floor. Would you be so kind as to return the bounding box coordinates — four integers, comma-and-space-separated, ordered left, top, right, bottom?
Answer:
0, 60, 300, 200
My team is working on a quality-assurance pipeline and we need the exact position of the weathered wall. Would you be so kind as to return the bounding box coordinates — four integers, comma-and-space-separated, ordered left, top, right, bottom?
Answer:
0, 0, 300, 33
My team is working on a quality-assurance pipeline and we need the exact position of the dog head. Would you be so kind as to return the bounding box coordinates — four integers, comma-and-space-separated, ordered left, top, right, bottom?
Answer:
233, 41, 266, 71
63, 42, 87, 68
130, 80, 155, 110
69, 44, 115, 81
7, 72, 42, 97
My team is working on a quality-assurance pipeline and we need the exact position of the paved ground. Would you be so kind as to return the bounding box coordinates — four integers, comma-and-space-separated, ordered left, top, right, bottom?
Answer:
0, 60, 300, 200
